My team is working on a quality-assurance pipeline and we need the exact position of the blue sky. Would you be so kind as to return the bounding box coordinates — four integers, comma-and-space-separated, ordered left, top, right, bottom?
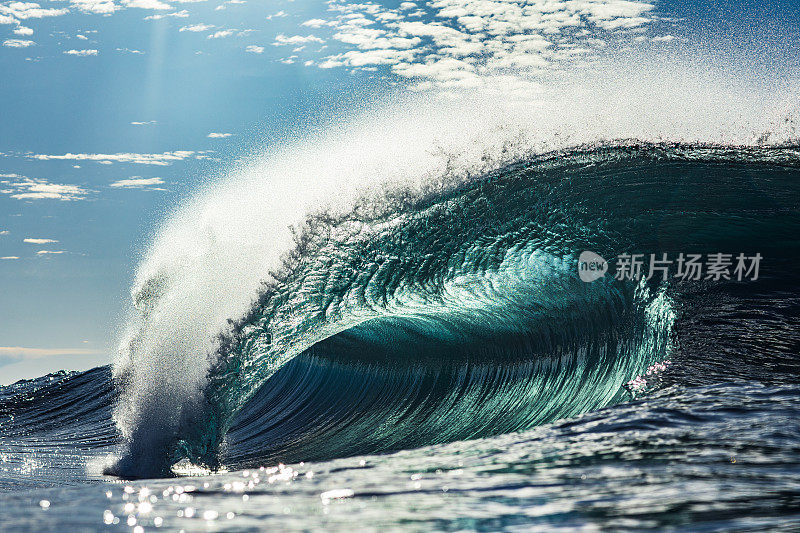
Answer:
0, 0, 797, 384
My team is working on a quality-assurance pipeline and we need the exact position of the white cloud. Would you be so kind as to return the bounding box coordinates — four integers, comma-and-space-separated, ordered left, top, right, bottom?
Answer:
339, 31, 421, 50
145, 9, 187, 18
207, 29, 234, 38
265, 10, 287, 19
0, 256, 19, 260
302, 18, 329, 28
13, 26, 32, 35
582, 0, 654, 21
180, 23, 213, 32
0, 230, 9, 235
26, 150, 209, 165
70, 0, 119, 14
273, 34, 324, 47
131, 120, 156, 125
597, 16, 649, 30
24, 238, 58, 244
36, 250, 66, 255
64, 48, 98, 56
294, 0, 658, 93
207, 132, 232, 138
245, 45, 263, 53
117, 47, 144, 54
123, 0, 172, 9
0, 2, 68, 20
215, 0, 244, 9
3, 39, 34, 47
109, 177, 165, 188
0, 175, 89, 200
652, 34, 676, 42
325, 48, 416, 68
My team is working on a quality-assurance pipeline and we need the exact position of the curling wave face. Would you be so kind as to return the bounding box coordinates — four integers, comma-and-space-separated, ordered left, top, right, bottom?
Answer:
106, 139, 799, 478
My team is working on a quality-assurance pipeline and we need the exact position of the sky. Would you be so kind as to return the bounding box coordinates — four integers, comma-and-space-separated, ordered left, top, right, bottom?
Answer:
0, 0, 797, 384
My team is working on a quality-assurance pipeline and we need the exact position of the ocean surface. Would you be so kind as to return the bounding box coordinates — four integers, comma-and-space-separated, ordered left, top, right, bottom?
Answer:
1, 143, 799, 531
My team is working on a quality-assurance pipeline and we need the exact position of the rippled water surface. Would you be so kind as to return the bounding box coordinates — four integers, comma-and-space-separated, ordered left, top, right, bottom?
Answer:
3, 379, 800, 531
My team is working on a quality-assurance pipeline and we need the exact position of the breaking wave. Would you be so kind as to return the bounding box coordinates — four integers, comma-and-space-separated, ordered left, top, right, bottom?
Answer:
104, 59, 800, 478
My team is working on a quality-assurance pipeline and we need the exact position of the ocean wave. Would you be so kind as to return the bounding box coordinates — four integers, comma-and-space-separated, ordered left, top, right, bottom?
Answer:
104, 140, 799, 478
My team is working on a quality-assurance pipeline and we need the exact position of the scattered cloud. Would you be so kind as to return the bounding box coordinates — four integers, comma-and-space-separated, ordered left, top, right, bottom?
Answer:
216, 0, 245, 10
215, 0, 242, 10
0, 175, 89, 200
131, 120, 157, 125
109, 176, 165, 188
123, 0, 172, 10
117, 47, 144, 53
70, 0, 119, 14
64, 48, 98, 56
180, 23, 214, 32
3, 39, 34, 48
0, 0, 658, 93
0, 2, 68, 20
25, 150, 211, 165
275, 0, 658, 92
302, 19, 329, 29
145, 9, 188, 19
1, 0, 664, 114
24, 238, 58, 244
0, 256, 19, 260
207, 132, 232, 138
273, 34, 324, 46
207, 29, 234, 39
36, 250, 66, 255
0, 230, 9, 235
